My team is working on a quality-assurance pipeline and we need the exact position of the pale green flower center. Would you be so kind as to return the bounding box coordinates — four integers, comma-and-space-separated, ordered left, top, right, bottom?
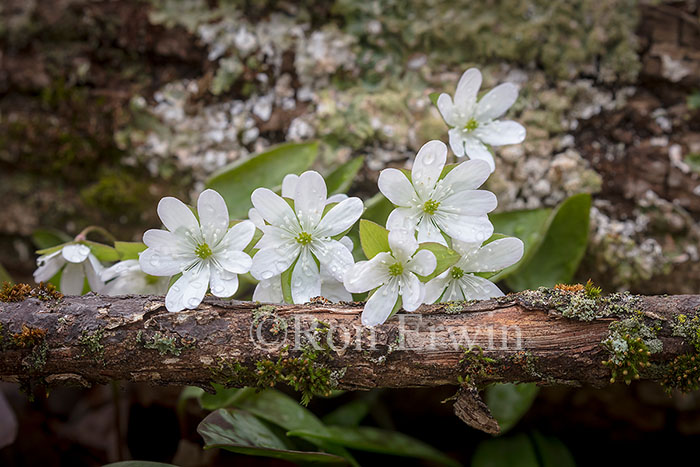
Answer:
451, 267, 464, 280
464, 118, 479, 131
388, 262, 404, 276
423, 199, 440, 215
296, 232, 313, 245
195, 243, 213, 259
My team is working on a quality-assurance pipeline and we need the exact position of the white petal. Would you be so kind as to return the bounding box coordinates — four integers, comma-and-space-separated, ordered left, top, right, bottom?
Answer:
143, 229, 185, 251
84, 254, 104, 292
218, 220, 256, 252
326, 193, 348, 204
253, 276, 284, 303
180, 263, 211, 310
411, 140, 447, 200
256, 225, 295, 250
61, 262, 85, 295
294, 171, 327, 232
400, 273, 424, 311
386, 207, 421, 232
158, 196, 200, 236
454, 68, 482, 113
139, 247, 191, 276
281, 173, 299, 198
361, 282, 399, 327
378, 169, 417, 207
451, 239, 480, 257
442, 278, 466, 302
209, 266, 239, 298
34, 251, 65, 283
462, 237, 524, 272
435, 214, 494, 244
339, 236, 354, 252
474, 121, 526, 146
101, 260, 140, 282
214, 250, 252, 274
291, 248, 321, 304
406, 249, 436, 277
438, 158, 491, 193
310, 239, 355, 282
251, 188, 298, 230
313, 197, 364, 237
440, 190, 497, 216
437, 93, 461, 127
458, 274, 504, 300
424, 272, 450, 304
475, 83, 519, 122
320, 267, 352, 302
343, 252, 392, 293
250, 244, 300, 280
463, 136, 496, 173
197, 189, 230, 246
448, 128, 466, 157
416, 217, 446, 245
388, 229, 418, 263
62, 244, 90, 263
248, 208, 266, 230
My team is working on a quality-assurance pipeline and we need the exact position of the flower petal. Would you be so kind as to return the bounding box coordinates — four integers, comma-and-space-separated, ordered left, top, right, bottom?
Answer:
326, 193, 348, 204
181, 262, 211, 310
440, 190, 497, 216
218, 220, 256, 252
435, 213, 494, 244
462, 237, 524, 272
400, 272, 424, 311
84, 254, 105, 292
214, 250, 252, 274
458, 274, 504, 300
291, 248, 321, 304
438, 158, 491, 193
281, 173, 299, 198
311, 239, 355, 282
253, 276, 284, 303
157, 196, 200, 236
448, 128, 466, 157
412, 140, 447, 200
474, 121, 526, 146
143, 229, 185, 251
62, 244, 90, 263
424, 271, 450, 303
442, 278, 466, 302
378, 168, 417, 207
343, 252, 392, 293
454, 68, 482, 113
406, 249, 436, 277
313, 197, 364, 237
34, 251, 65, 283
437, 93, 461, 127
320, 267, 352, 302
101, 259, 139, 282
463, 136, 496, 173
255, 225, 295, 250
248, 208, 266, 230
61, 262, 85, 295
475, 83, 519, 122
250, 243, 300, 280
197, 189, 230, 246
294, 171, 327, 232
361, 282, 399, 327
209, 266, 239, 298
339, 236, 353, 252
416, 217, 446, 245
251, 188, 298, 230
386, 207, 421, 232
139, 247, 190, 276
388, 229, 418, 263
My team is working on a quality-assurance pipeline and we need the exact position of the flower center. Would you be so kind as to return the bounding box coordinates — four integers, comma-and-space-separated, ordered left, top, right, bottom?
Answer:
295, 232, 313, 245
423, 199, 440, 215
194, 243, 213, 259
388, 262, 404, 276
451, 267, 464, 280
464, 118, 479, 131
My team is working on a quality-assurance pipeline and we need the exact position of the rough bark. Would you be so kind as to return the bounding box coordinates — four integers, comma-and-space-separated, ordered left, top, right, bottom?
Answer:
1, 291, 699, 433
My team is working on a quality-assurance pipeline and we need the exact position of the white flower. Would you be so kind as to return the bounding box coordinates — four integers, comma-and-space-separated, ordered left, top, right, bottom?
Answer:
101, 260, 169, 296
34, 243, 104, 295
253, 237, 354, 303
249, 170, 363, 304
343, 229, 436, 327
380, 140, 496, 246
424, 237, 524, 302
140, 189, 255, 312
437, 68, 526, 172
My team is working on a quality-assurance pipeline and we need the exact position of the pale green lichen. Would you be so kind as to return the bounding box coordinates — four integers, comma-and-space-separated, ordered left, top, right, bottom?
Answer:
79, 328, 105, 362
601, 316, 662, 384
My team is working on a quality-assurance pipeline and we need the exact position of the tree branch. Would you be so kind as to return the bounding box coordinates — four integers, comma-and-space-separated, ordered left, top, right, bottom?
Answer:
1, 288, 699, 433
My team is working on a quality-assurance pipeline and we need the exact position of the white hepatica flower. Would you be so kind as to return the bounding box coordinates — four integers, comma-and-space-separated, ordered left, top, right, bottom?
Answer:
424, 237, 524, 302
139, 189, 255, 312
34, 243, 104, 295
343, 229, 436, 327
253, 237, 354, 303
380, 140, 496, 246
437, 68, 526, 172
250, 170, 363, 304
102, 260, 169, 296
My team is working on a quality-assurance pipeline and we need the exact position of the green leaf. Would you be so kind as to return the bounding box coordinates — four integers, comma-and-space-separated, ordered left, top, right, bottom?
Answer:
206, 141, 318, 219
485, 383, 539, 434
84, 241, 120, 262
281, 261, 295, 304
362, 193, 394, 226
326, 157, 364, 195
505, 194, 591, 291
0, 263, 12, 284
429, 91, 441, 107
32, 229, 71, 250
200, 384, 254, 411
287, 425, 459, 467
358, 220, 390, 259
322, 392, 379, 427
472, 432, 575, 467
416, 242, 460, 281
103, 462, 179, 467
35, 244, 67, 256
490, 208, 551, 281
198, 409, 348, 464
114, 241, 146, 260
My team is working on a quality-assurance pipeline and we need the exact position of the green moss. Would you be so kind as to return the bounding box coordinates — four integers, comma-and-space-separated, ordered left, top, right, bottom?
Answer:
662, 354, 700, 393
671, 314, 700, 352
137, 330, 194, 356
521, 287, 641, 322
27, 342, 49, 371
79, 328, 105, 362
601, 316, 661, 385
458, 346, 497, 386
80, 172, 151, 218
252, 305, 288, 336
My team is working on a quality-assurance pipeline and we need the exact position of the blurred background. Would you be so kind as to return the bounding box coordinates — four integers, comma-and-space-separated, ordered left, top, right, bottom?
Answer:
1, 0, 700, 465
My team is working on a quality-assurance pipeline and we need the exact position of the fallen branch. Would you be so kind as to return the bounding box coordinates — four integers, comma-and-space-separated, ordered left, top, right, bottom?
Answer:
1, 286, 699, 433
